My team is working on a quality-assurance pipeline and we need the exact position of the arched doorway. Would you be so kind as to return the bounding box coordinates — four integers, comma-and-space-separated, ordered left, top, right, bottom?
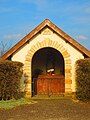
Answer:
24, 39, 72, 98
32, 47, 65, 96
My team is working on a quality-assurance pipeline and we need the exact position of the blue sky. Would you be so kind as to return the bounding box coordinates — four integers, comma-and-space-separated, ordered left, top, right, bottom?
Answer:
0, 0, 90, 50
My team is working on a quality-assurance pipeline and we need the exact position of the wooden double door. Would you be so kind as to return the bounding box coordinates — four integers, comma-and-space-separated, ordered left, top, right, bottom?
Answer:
33, 75, 65, 96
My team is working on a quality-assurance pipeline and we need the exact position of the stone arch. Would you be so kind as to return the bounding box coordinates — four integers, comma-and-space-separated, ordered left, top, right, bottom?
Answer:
24, 38, 72, 97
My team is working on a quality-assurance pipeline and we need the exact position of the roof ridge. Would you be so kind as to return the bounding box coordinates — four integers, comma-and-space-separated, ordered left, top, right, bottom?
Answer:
2, 19, 90, 60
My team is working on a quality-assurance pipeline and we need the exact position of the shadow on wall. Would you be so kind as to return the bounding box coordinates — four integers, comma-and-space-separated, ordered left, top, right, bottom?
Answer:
32, 68, 43, 78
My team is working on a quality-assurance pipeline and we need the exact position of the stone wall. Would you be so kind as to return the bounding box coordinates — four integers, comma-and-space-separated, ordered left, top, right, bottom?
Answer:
12, 27, 84, 98
24, 39, 72, 98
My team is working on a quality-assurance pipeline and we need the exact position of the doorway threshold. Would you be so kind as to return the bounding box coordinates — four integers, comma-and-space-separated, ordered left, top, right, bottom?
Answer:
31, 94, 69, 100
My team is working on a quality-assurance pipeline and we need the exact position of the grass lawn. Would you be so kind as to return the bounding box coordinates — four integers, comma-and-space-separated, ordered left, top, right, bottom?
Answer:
0, 98, 33, 109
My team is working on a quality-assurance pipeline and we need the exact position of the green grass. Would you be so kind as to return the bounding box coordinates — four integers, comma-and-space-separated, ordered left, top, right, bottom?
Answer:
0, 98, 33, 109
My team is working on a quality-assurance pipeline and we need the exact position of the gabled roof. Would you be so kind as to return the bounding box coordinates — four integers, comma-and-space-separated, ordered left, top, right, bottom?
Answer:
2, 19, 90, 60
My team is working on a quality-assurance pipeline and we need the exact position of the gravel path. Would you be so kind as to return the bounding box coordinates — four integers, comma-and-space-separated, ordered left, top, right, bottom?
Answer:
0, 99, 90, 120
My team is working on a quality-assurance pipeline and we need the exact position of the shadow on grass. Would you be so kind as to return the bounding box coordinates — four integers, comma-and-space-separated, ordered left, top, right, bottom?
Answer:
0, 98, 33, 109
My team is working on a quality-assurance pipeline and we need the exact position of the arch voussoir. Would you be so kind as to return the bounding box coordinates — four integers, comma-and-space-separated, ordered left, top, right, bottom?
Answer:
24, 39, 72, 98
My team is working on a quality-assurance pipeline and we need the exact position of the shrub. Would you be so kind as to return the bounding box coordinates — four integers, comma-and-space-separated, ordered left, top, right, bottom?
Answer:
75, 58, 90, 101
0, 60, 23, 100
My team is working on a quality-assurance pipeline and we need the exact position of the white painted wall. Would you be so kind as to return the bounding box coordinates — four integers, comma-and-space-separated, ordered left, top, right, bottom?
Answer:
12, 27, 84, 92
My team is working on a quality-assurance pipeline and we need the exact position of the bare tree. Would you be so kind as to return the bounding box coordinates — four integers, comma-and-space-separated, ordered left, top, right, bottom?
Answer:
0, 40, 12, 59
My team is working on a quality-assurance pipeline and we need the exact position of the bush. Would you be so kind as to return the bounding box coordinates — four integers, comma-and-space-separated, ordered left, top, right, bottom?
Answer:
75, 58, 90, 101
0, 60, 23, 100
